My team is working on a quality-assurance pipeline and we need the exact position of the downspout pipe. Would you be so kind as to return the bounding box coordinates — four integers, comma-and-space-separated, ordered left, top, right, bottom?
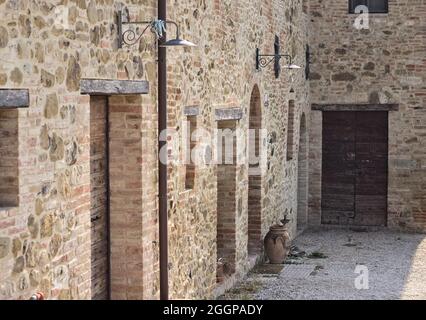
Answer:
158, 0, 169, 301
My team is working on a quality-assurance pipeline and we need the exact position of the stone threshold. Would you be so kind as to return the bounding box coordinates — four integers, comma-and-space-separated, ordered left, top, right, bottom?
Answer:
0, 89, 29, 108
308, 224, 389, 233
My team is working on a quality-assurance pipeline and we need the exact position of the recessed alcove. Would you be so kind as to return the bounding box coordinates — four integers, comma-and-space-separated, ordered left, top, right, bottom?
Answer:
0, 89, 29, 208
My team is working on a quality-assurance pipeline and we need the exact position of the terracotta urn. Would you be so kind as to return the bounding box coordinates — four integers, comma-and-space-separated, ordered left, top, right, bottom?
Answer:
264, 218, 291, 264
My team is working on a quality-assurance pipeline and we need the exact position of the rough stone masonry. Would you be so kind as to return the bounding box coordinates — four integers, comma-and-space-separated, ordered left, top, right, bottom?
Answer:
0, 0, 424, 300
308, 0, 426, 232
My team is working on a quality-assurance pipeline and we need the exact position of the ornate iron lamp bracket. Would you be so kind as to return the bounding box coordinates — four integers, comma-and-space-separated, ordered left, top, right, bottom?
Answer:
256, 36, 294, 79
117, 10, 180, 48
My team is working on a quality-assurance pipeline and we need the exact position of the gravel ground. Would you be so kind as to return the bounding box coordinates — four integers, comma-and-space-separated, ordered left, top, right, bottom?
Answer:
225, 229, 426, 300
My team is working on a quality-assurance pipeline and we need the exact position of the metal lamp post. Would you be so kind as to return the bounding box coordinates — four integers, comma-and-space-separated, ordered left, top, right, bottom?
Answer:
116, 6, 196, 301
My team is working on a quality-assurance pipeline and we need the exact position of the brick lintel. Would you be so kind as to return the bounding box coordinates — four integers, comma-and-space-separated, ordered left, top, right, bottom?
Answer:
215, 107, 244, 121
311, 103, 399, 112
0, 89, 29, 108
80, 79, 149, 95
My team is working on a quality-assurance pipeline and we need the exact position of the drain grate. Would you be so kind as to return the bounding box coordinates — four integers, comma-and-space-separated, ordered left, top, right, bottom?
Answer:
280, 264, 317, 279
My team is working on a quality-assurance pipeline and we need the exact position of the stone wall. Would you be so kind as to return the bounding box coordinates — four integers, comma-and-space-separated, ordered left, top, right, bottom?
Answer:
165, 0, 311, 298
0, 0, 158, 300
0, 0, 310, 300
308, 0, 426, 232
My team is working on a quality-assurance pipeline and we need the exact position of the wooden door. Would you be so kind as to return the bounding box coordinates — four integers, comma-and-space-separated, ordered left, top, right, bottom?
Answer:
322, 111, 388, 227
354, 112, 388, 226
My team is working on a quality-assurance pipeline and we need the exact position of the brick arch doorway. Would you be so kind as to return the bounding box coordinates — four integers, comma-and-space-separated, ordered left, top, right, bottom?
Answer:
248, 85, 263, 256
297, 113, 308, 232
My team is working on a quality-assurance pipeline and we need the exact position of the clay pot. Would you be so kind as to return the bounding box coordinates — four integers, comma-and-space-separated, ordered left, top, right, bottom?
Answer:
264, 224, 291, 264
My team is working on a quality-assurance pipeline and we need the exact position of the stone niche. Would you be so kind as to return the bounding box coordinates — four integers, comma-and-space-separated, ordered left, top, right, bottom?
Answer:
0, 89, 28, 207
89, 94, 146, 300
216, 120, 238, 283
83, 79, 149, 300
0, 108, 19, 207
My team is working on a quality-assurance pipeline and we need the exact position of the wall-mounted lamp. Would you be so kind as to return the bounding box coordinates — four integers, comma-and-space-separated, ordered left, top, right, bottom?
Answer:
256, 36, 301, 78
117, 10, 196, 48
305, 44, 312, 80
116, 4, 197, 301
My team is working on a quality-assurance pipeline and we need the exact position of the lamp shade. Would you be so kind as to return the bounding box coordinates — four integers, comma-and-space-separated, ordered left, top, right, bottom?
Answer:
160, 38, 197, 47
284, 64, 302, 69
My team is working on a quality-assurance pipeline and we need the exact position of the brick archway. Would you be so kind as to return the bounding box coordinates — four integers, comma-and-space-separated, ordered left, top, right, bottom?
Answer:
248, 85, 262, 256
297, 113, 308, 231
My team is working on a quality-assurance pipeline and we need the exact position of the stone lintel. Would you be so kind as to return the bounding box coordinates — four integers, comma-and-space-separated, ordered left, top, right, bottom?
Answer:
215, 107, 244, 121
0, 89, 30, 108
183, 106, 200, 116
312, 103, 399, 112
80, 79, 149, 95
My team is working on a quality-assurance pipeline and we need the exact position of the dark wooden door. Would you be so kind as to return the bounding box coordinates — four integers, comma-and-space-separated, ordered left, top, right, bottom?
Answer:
322, 112, 357, 225
322, 111, 388, 227
354, 112, 388, 226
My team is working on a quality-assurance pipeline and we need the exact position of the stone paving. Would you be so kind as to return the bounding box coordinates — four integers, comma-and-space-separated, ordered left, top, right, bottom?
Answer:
222, 229, 426, 300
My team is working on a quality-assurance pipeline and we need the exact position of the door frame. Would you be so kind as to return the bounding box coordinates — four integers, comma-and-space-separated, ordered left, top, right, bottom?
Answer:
312, 103, 399, 228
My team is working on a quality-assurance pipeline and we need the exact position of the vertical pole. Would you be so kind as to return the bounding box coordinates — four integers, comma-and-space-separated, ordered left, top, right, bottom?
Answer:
105, 96, 112, 301
274, 35, 281, 79
158, 0, 169, 301
255, 48, 260, 71
117, 11, 123, 49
